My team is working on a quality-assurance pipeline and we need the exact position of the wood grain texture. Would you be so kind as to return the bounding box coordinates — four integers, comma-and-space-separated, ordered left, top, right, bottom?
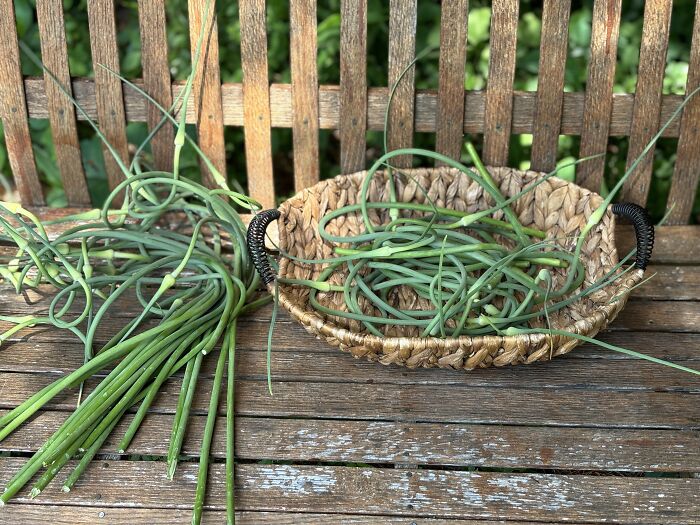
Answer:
0, 458, 697, 522
86, 0, 130, 200
137, 0, 174, 173
621, 0, 673, 205
666, 0, 700, 224
0, 0, 44, 205
435, 0, 468, 163
22, 78, 692, 136
387, 0, 418, 168
36, 0, 90, 205
482, 0, 519, 166
577, 0, 623, 192
2, 412, 698, 473
0, 506, 522, 525
290, 0, 320, 191
240, 0, 275, 209
339, 0, 368, 174
530, 0, 572, 172
187, 0, 227, 188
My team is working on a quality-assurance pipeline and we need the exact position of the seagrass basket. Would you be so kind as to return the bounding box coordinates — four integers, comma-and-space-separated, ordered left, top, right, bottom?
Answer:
247, 167, 653, 370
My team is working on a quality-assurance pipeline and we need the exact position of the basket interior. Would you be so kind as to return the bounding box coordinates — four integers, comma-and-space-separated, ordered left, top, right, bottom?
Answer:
277, 167, 622, 338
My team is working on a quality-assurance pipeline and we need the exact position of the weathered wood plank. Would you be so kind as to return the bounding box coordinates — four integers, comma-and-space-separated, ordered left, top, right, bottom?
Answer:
0, 506, 522, 525
386, 0, 418, 168
1, 372, 698, 429
621, 0, 673, 205
482, 0, 519, 166
290, 0, 320, 191
187, 0, 227, 188
137, 0, 174, 173
0, 0, 44, 205
577, 0, 623, 192
530, 0, 571, 172
22, 78, 692, 137
666, 0, 700, 224
3, 411, 698, 473
86, 0, 130, 200
36, 0, 91, 205
0, 459, 697, 522
240, 0, 275, 209
1, 332, 698, 392
435, 0, 468, 163
339, 0, 368, 174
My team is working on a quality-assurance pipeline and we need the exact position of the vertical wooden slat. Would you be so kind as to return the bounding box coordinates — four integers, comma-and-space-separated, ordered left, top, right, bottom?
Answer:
666, 0, 700, 224
576, 0, 622, 192
482, 0, 519, 167
188, 0, 227, 188
138, 0, 174, 173
530, 0, 571, 173
0, 0, 44, 205
36, 0, 90, 206
435, 0, 469, 163
339, 0, 367, 174
240, 0, 275, 209
87, 0, 130, 201
290, 0, 320, 191
621, 0, 673, 205
387, 0, 418, 169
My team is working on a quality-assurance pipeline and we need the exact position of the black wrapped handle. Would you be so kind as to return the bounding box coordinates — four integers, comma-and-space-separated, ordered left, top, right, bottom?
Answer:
247, 209, 281, 285
246, 203, 655, 285
611, 202, 654, 271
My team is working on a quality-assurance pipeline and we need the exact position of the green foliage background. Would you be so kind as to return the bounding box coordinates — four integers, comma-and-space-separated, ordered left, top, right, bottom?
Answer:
1, 0, 698, 221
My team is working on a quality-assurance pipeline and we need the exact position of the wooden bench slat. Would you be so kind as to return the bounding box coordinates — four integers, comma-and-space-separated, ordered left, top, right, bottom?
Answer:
435, 0, 468, 163
666, 0, 700, 224
137, 0, 174, 173
0, 458, 697, 522
386, 0, 418, 168
339, 0, 368, 174
86, 0, 130, 201
22, 78, 692, 137
530, 0, 572, 172
1, 372, 698, 429
0, 506, 519, 525
0, 0, 44, 205
621, 0, 673, 205
290, 0, 320, 192
482, 0, 519, 166
1, 330, 698, 392
187, 0, 227, 188
240, 0, 275, 209
576, 0, 623, 193
3, 412, 697, 473
36, 0, 91, 205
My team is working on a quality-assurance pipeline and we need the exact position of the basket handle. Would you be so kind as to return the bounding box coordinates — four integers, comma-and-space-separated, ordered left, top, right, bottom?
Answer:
247, 209, 281, 285
611, 202, 654, 271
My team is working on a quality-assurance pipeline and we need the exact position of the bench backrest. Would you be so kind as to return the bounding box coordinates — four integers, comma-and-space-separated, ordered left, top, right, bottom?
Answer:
0, 0, 698, 223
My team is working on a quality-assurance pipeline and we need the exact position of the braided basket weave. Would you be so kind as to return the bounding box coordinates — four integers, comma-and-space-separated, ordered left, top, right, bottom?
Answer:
248, 167, 653, 370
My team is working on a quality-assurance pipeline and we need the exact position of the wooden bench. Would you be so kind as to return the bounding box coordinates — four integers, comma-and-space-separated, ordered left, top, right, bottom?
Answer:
1, 0, 699, 523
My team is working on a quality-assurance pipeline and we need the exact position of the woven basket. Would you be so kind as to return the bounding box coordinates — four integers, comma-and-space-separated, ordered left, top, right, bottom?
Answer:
247, 167, 654, 370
